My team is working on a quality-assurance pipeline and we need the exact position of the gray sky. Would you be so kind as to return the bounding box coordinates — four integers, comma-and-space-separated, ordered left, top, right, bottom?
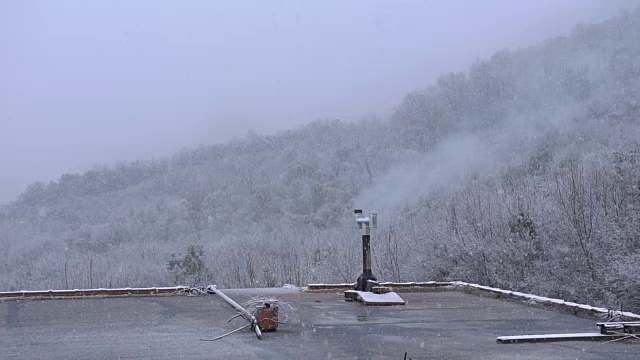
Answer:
0, 0, 635, 204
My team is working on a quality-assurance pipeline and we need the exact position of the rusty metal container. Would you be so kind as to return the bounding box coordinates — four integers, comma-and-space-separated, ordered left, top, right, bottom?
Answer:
256, 303, 278, 331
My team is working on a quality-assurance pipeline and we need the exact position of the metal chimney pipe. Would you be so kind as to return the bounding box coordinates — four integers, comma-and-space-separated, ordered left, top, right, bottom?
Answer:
355, 210, 377, 291
362, 234, 372, 276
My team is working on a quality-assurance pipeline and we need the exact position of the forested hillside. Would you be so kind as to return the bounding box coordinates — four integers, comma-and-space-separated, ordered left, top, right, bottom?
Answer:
2, 9, 640, 310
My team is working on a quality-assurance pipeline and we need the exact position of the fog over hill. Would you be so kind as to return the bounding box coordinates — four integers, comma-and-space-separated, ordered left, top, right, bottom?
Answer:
1, 0, 635, 204
2, 6, 640, 310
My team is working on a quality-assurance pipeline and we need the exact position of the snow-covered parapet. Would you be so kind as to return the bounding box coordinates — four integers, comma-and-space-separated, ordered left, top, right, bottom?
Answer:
0, 286, 191, 299
306, 281, 452, 291
453, 281, 640, 321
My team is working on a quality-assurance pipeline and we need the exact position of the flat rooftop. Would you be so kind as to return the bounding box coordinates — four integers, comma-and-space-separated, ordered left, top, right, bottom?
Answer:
1, 288, 637, 359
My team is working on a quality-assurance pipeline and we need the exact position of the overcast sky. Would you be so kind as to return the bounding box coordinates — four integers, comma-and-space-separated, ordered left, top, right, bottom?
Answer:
0, 0, 636, 204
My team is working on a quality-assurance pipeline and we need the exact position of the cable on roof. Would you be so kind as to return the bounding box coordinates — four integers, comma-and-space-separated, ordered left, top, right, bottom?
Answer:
199, 323, 251, 342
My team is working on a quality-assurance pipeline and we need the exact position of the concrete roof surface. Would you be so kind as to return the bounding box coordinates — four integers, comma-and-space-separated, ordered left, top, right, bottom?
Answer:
1, 288, 637, 359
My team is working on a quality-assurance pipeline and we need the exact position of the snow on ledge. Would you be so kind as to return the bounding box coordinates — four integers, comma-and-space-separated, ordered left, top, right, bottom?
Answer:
0, 286, 191, 299
498, 332, 606, 340
453, 281, 640, 320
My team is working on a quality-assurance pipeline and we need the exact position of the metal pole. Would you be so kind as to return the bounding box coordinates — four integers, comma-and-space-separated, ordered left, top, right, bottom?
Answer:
362, 234, 371, 276
356, 218, 376, 291
207, 285, 262, 339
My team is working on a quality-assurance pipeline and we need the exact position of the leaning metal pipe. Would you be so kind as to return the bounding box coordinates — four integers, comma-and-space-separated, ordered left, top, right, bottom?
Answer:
207, 285, 262, 339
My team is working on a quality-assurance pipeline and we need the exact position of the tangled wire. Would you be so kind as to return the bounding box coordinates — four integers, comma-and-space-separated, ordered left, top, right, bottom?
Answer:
187, 286, 209, 296
243, 295, 299, 324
